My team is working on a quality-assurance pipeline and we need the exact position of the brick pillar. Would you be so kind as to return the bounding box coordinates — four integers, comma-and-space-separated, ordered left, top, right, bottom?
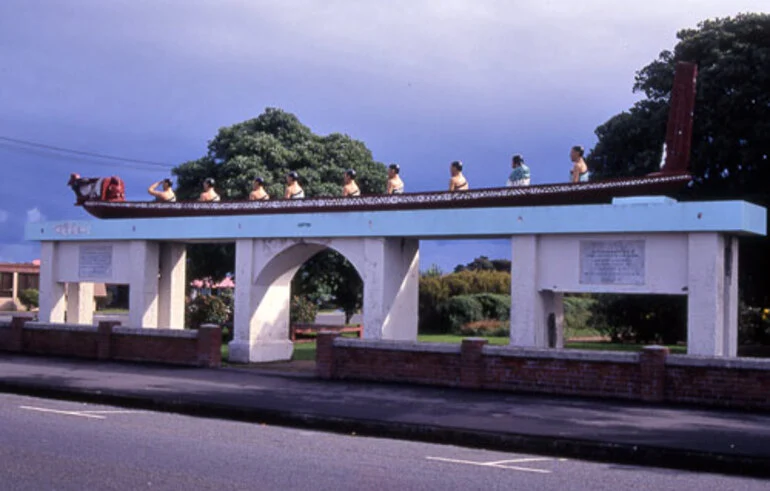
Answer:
316, 331, 339, 379
9, 316, 26, 352
198, 324, 222, 368
640, 345, 669, 402
96, 321, 120, 361
460, 338, 488, 389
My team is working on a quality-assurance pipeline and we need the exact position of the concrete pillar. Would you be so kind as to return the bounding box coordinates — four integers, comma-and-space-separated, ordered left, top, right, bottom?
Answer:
158, 243, 186, 329
723, 235, 739, 357
543, 291, 565, 349
11, 272, 18, 305
510, 235, 550, 348
66, 282, 94, 325
128, 240, 160, 328
686, 233, 737, 356
229, 239, 303, 363
361, 238, 419, 340
229, 237, 420, 363
38, 241, 66, 323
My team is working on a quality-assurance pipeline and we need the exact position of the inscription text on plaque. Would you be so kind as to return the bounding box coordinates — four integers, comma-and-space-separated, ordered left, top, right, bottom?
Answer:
579, 240, 645, 285
78, 244, 113, 279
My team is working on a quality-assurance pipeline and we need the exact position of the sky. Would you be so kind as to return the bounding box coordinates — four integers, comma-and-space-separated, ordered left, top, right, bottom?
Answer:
0, 0, 767, 272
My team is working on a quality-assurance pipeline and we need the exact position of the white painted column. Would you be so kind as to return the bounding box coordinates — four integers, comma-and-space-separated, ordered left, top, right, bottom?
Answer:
11, 272, 19, 305
231, 239, 255, 363
723, 236, 739, 357
687, 233, 737, 356
362, 238, 419, 340
66, 282, 94, 325
157, 242, 187, 329
510, 235, 550, 348
38, 241, 66, 322
128, 240, 160, 328
230, 239, 305, 363
542, 291, 565, 349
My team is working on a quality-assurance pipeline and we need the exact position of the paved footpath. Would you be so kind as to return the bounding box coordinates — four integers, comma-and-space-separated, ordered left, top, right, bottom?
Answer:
1, 353, 769, 477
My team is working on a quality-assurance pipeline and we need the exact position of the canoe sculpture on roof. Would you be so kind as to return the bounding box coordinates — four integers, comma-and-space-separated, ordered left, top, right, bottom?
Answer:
70, 62, 699, 220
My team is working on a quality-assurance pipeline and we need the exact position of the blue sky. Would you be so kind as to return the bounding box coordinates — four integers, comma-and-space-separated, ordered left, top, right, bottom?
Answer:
1, 0, 767, 272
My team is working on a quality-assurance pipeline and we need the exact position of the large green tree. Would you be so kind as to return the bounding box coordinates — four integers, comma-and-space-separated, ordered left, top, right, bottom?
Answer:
587, 13, 770, 306
173, 108, 388, 315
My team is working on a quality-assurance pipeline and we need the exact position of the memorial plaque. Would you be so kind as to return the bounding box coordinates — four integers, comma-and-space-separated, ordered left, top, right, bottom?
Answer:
579, 240, 645, 285
78, 244, 113, 279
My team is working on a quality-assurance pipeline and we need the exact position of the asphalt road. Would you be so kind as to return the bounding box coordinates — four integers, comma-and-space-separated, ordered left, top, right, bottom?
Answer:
0, 394, 766, 491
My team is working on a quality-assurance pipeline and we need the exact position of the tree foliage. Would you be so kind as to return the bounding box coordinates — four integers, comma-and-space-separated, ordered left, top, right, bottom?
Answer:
171, 108, 387, 315
454, 255, 511, 273
587, 13, 770, 307
589, 13, 770, 196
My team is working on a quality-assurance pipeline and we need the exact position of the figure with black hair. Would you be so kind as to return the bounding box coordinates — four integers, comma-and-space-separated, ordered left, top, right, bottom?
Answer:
386, 164, 404, 194
449, 160, 469, 192
569, 145, 590, 183
342, 169, 361, 197
147, 178, 176, 202
249, 177, 270, 201
199, 178, 220, 202
506, 155, 531, 187
284, 171, 305, 199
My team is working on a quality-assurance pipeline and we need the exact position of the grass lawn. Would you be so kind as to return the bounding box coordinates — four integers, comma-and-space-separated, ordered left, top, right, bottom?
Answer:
218, 333, 685, 363
564, 326, 603, 339
95, 308, 129, 314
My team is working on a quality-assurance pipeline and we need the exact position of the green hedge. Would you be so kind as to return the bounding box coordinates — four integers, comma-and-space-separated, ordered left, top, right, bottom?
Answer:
434, 293, 511, 334
419, 271, 510, 333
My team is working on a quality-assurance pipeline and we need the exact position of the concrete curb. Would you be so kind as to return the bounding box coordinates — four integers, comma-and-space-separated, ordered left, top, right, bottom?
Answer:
1, 380, 768, 478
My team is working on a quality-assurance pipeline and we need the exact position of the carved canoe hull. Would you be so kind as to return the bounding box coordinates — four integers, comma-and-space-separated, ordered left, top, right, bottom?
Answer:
79, 172, 693, 220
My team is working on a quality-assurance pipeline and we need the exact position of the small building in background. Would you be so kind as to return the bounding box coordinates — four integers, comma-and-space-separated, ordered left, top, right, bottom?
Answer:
0, 259, 107, 312
0, 260, 40, 311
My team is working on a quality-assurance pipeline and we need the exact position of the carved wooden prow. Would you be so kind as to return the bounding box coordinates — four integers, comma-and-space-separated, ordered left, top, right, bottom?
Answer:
660, 61, 698, 174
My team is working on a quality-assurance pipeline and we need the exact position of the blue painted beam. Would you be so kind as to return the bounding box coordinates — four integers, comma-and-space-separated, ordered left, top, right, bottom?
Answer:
24, 200, 767, 242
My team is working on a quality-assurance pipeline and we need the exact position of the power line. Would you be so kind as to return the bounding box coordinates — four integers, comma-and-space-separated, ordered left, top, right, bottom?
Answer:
0, 135, 175, 168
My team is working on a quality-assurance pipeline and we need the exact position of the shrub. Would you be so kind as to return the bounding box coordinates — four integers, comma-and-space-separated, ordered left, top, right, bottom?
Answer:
419, 271, 510, 333
95, 289, 114, 311
739, 303, 770, 345
185, 294, 230, 329
588, 294, 686, 344
290, 295, 318, 324
434, 293, 512, 334
418, 275, 451, 333
18, 288, 39, 311
563, 295, 597, 332
458, 320, 510, 337
437, 295, 485, 333
473, 293, 510, 321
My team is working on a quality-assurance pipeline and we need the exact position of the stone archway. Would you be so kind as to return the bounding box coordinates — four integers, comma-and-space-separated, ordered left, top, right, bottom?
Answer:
228, 237, 419, 363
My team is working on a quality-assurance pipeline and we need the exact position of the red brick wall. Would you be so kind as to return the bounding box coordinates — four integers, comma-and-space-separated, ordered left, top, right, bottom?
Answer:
0, 317, 221, 368
23, 328, 100, 359
483, 355, 640, 400
334, 346, 462, 387
317, 334, 770, 411
665, 359, 770, 411
111, 333, 198, 365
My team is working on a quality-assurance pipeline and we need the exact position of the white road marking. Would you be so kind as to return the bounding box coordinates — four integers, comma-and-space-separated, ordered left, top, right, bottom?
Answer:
78, 410, 142, 415
20, 406, 105, 419
484, 458, 554, 465
426, 456, 552, 474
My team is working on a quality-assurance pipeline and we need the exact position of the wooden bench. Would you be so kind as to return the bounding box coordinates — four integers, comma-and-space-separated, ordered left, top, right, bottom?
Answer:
290, 323, 363, 343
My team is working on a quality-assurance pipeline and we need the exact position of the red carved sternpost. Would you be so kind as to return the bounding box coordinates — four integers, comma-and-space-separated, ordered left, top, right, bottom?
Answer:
662, 62, 698, 174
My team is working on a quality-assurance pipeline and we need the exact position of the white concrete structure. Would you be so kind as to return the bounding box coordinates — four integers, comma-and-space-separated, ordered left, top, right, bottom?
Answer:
511, 231, 739, 356
230, 238, 419, 362
26, 196, 766, 361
